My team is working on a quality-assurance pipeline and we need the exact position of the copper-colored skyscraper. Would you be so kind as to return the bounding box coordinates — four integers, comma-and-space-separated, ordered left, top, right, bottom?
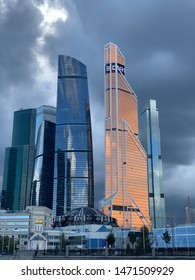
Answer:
101, 43, 150, 230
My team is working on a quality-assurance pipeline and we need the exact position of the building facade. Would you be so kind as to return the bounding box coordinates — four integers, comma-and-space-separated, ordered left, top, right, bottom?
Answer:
101, 43, 150, 230
35, 105, 56, 141
31, 105, 56, 209
0, 206, 56, 251
140, 100, 166, 228
52, 55, 94, 216
2, 109, 36, 211
153, 224, 195, 252
0, 206, 124, 251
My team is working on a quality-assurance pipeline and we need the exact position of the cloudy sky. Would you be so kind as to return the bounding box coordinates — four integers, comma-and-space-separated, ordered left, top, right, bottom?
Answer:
0, 0, 195, 224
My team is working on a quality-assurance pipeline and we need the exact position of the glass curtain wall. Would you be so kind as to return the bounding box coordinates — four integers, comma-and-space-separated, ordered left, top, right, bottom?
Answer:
52, 55, 94, 216
140, 100, 166, 228
2, 109, 36, 211
101, 43, 150, 230
31, 105, 56, 209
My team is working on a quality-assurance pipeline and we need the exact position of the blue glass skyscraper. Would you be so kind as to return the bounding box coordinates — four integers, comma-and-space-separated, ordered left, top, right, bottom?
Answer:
52, 55, 94, 216
2, 108, 36, 211
140, 100, 166, 228
31, 105, 56, 209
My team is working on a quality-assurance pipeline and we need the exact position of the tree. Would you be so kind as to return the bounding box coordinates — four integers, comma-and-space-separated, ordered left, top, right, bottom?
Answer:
0, 236, 19, 254
0, 236, 3, 251
128, 231, 136, 249
162, 229, 171, 254
0, 236, 9, 252
106, 231, 115, 248
137, 225, 151, 254
60, 232, 66, 252
126, 243, 131, 254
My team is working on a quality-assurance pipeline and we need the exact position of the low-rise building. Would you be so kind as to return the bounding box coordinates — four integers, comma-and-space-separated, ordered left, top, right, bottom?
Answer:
152, 224, 195, 253
0, 206, 61, 251
0, 206, 136, 252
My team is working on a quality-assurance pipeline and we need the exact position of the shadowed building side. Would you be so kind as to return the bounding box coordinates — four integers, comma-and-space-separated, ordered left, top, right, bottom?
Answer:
140, 100, 166, 228
31, 105, 56, 210
2, 109, 36, 211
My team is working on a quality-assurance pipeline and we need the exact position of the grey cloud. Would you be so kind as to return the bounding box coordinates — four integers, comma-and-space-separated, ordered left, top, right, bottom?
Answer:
165, 194, 186, 225
0, 0, 42, 90
0, 0, 42, 189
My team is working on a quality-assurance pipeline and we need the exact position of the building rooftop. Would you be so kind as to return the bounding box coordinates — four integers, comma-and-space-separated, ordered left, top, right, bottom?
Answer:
54, 207, 118, 227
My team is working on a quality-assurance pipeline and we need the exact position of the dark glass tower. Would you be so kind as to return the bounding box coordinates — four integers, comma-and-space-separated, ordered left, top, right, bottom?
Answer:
31, 105, 56, 209
140, 100, 166, 228
2, 109, 36, 211
52, 55, 94, 216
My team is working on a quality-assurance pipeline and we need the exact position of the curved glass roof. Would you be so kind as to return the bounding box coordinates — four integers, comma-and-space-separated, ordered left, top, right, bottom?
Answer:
54, 207, 118, 227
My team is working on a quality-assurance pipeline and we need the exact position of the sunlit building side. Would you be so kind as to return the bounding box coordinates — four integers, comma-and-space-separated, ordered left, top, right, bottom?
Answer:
101, 43, 150, 230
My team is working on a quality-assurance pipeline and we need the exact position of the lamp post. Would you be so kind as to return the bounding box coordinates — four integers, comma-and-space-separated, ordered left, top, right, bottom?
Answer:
167, 217, 175, 254
121, 226, 124, 250
142, 227, 145, 253
185, 224, 190, 255
8, 234, 11, 253
18, 228, 21, 251
123, 218, 128, 250
14, 224, 19, 254
129, 205, 133, 229
140, 217, 145, 253
12, 235, 15, 255
1, 235, 4, 252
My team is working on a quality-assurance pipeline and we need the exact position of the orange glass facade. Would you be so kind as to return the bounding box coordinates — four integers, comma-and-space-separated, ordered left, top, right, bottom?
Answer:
102, 43, 150, 230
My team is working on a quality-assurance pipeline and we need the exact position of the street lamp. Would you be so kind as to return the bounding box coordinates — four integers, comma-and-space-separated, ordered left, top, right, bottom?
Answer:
142, 227, 145, 253
14, 225, 21, 254
167, 217, 175, 254
128, 205, 133, 229
140, 217, 145, 253
120, 218, 129, 250
1, 235, 4, 252
12, 235, 15, 255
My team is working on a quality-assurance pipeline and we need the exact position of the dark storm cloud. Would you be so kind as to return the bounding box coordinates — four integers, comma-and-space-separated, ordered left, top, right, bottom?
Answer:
0, 0, 42, 89
66, 0, 195, 166
0, 0, 43, 188
165, 194, 187, 225
160, 111, 195, 165
39, 1, 104, 104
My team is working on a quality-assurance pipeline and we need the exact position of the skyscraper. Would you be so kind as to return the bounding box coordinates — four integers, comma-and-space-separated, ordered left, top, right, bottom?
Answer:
52, 55, 94, 216
31, 105, 56, 209
101, 43, 150, 229
2, 108, 36, 211
35, 105, 56, 141
140, 100, 166, 228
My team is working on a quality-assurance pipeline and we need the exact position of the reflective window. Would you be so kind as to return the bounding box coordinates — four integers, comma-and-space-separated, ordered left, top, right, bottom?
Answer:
103, 43, 149, 229
140, 100, 166, 228
53, 56, 94, 216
